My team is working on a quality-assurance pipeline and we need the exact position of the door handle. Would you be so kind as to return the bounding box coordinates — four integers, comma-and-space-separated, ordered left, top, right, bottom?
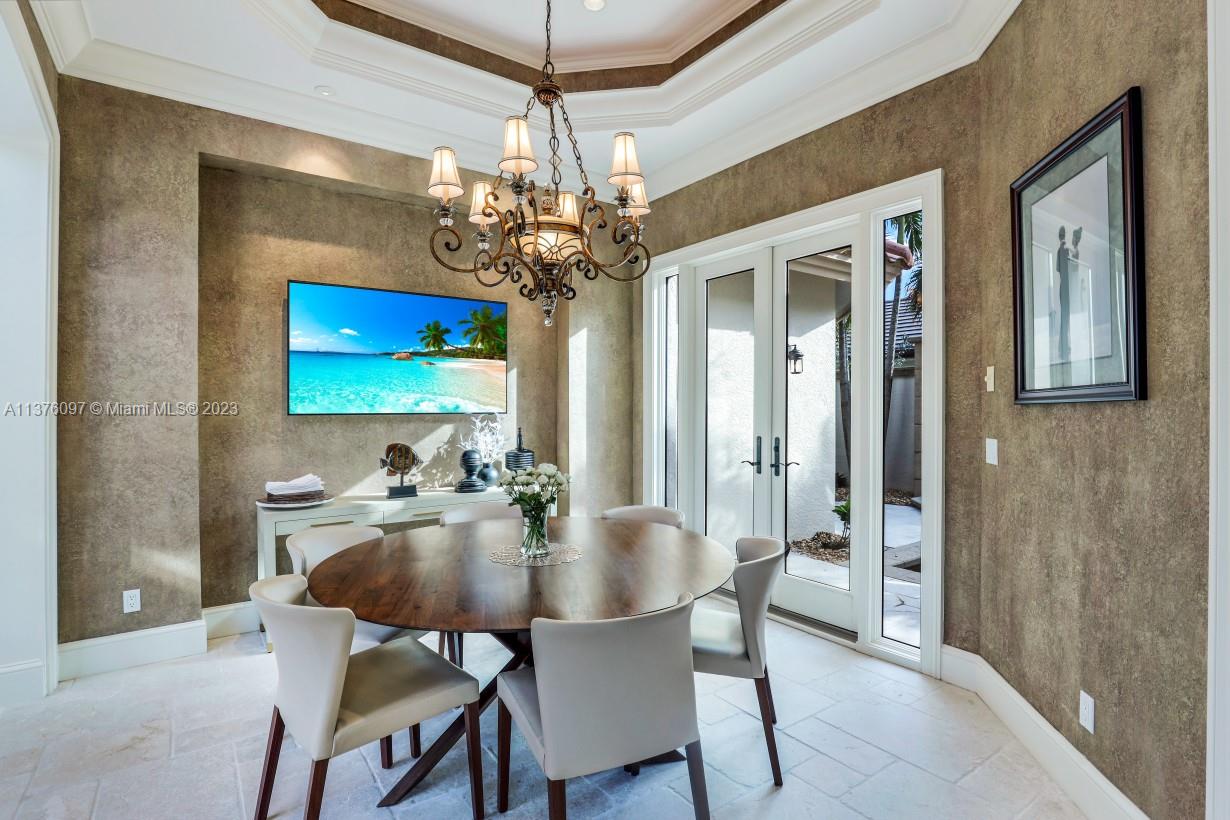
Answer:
740, 436, 762, 474
771, 437, 800, 477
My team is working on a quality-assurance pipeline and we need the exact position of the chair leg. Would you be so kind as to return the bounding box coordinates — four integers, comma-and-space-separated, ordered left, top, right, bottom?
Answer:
497, 700, 511, 813
253, 707, 284, 820
754, 677, 783, 786
685, 740, 710, 820
380, 735, 393, 769
457, 633, 465, 667
547, 778, 566, 820
304, 759, 329, 820
447, 632, 458, 664
464, 702, 485, 820
409, 723, 422, 758
764, 668, 778, 725
438, 631, 446, 655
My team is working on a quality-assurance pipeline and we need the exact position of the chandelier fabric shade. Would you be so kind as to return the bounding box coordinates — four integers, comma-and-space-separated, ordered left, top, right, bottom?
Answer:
427, 146, 463, 204
424, 0, 653, 325
469, 181, 497, 225
608, 132, 643, 187
499, 116, 538, 176
556, 191, 581, 225
626, 182, 651, 217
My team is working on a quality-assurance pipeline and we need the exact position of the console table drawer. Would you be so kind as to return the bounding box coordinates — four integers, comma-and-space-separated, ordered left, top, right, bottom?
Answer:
272, 510, 384, 536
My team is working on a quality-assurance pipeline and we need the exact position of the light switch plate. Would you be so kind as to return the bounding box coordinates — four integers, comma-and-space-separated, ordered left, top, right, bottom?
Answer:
985, 366, 995, 392
123, 588, 141, 614
985, 438, 998, 465
1079, 690, 1095, 733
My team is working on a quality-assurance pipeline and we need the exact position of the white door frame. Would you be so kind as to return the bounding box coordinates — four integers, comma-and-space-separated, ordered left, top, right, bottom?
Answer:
1207, 0, 1229, 814
642, 170, 945, 675
0, 3, 60, 702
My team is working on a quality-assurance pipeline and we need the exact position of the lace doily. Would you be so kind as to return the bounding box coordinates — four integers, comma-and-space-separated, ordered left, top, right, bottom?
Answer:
488, 543, 583, 567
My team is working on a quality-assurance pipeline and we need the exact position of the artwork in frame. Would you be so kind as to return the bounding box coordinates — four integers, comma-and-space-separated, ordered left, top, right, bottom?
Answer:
1011, 87, 1145, 403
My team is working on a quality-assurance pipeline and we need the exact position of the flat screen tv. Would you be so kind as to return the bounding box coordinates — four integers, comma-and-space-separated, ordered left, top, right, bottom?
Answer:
286, 280, 508, 415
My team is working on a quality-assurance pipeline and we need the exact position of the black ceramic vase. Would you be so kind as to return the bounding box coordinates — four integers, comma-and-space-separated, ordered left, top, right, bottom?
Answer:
504, 427, 535, 472
478, 463, 500, 487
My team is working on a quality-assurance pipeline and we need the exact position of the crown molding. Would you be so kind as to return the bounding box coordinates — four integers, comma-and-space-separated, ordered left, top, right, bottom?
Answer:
561, 0, 881, 130
28, 0, 91, 69
347, 0, 759, 74
37, 0, 1020, 197
648, 0, 1022, 194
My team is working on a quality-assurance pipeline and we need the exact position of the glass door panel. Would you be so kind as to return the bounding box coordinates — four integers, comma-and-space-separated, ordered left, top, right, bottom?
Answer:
704, 269, 758, 551
784, 249, 853, 591
771, 229, 861, 633
664, 275, 680, 509
881, 211, 924, 648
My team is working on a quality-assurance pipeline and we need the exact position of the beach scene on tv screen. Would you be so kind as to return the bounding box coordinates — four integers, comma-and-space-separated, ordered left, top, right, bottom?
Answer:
287, 282, 508, 414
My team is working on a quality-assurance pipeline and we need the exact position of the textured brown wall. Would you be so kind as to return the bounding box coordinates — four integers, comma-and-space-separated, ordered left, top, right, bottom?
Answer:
197, 168, 557, 608
57, 78, 622, 640
644, 0, 1208, 815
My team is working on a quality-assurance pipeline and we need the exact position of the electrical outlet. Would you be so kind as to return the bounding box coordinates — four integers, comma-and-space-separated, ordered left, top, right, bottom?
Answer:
1079, 690, 1095, 733
985, 366, 995, 392
985, 438, 998, 465
123, 588, 141, 614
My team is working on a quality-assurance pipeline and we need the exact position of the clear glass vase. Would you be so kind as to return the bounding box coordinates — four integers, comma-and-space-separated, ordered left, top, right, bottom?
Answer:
520, 506, 550, 558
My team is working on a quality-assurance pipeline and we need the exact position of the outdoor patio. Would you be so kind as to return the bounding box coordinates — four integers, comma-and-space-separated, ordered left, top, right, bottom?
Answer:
788, 503, 922, 647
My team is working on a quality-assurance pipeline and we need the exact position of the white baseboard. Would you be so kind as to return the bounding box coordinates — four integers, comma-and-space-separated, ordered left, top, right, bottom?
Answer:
203, 601, 260, 639
940, 645, 1147, 820
58, 619, 207, 681
0, 658, 47, 705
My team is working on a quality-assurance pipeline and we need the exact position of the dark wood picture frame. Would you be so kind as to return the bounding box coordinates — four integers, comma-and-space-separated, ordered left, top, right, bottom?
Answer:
1010, 87, 1145, 404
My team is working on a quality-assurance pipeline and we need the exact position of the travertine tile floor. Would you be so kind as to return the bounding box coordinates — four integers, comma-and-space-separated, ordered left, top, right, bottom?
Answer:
0, 603, 1085, 819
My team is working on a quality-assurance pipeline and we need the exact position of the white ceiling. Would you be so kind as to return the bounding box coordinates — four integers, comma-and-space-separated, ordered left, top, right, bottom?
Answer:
31, 0, 1020, 199
351, 0, 762, 72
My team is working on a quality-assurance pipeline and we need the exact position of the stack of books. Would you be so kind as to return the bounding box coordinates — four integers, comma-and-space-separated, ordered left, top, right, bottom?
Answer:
263, 474, 326, 505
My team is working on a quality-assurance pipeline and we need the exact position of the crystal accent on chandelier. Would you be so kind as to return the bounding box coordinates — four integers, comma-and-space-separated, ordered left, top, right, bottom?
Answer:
425, 0, 652, 325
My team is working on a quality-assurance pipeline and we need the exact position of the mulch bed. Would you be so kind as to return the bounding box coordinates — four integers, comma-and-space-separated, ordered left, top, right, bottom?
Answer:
790, 532, 850, 565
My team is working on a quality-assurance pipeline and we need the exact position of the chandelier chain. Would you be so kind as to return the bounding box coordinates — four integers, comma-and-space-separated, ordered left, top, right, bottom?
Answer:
542, 0, 555, 80
558, 99, 590, 190
547, 105, 563, 195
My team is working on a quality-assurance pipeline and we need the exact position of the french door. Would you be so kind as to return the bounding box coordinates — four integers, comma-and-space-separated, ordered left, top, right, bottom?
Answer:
694, 226, 863, 633
649, 173, 943, 672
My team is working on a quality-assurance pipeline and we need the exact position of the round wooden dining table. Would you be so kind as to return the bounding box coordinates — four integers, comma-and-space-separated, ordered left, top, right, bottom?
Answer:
308, 515, 735, 807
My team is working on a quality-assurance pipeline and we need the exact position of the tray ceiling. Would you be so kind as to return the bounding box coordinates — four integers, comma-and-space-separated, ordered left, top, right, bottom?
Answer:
347, 0, 765, 73
30, 0, 1020, 197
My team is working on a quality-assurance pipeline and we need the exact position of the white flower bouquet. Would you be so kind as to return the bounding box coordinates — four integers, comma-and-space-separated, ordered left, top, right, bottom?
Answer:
499, 463, 569, 557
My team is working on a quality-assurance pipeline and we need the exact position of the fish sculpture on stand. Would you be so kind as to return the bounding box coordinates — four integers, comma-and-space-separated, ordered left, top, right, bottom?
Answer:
380, 443, 422, 499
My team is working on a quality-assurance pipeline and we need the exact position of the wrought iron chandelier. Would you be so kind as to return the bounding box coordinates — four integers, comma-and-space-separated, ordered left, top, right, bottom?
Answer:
425, 0, 651, 326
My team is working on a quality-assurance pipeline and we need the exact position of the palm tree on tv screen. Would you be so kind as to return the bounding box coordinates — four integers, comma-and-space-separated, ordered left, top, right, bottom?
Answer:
417, 320, 454, 352
460, 305, 507, 357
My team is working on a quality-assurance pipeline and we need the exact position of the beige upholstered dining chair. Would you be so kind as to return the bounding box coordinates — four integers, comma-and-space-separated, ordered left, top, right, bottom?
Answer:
285, 524, 431, 756
285, 524, 426, 652
249, 575, 485, 820
690, 536, 786, 785
601, 504, 685, 528
439, 502, 522, 526
495, 595, 709, 820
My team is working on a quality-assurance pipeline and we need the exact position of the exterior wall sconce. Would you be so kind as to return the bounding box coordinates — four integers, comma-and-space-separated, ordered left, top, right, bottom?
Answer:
787, 344, 804, 375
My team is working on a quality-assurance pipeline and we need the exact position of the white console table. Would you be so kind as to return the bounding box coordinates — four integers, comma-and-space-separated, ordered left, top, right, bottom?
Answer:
255, 487, 508, 583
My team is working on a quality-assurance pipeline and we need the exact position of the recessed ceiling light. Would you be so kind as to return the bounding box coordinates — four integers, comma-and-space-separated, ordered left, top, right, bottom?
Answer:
583, 0, 605, 10
314, 85, 335, 97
